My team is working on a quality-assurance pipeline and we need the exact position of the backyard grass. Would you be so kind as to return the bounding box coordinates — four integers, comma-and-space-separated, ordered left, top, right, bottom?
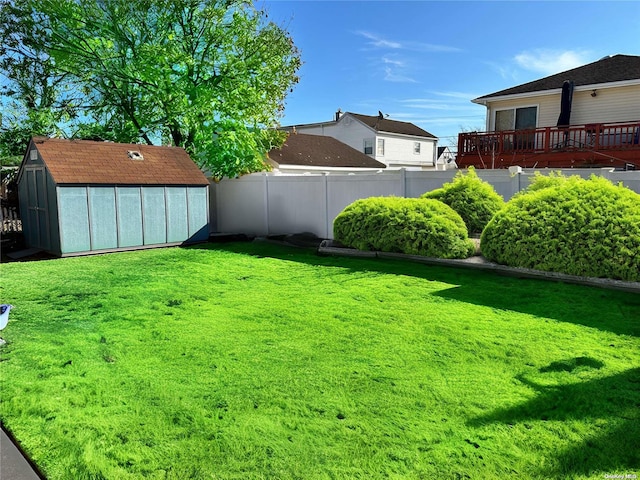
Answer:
0, 241, 638, 480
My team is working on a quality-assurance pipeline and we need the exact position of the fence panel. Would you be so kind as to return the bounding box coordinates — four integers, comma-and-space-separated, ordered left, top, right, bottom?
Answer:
327, 173, 404, 238
267, 176, 328, 237
210, 168, 640, 239
405, 171, 456, 198
214, 175, 268, 235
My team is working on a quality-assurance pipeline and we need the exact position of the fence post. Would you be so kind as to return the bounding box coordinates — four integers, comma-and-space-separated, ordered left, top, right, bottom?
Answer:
263, 173, 269, 235
508, 166, 523, 197
323, 173, 330, 239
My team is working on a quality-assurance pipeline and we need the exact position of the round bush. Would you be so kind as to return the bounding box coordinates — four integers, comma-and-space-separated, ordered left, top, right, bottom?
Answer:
481, 175, 640, 281
421, 166, 505, 235
333, 197, 475, 259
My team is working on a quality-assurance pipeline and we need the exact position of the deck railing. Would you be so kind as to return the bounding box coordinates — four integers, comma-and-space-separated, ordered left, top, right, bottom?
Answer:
458, 121, 640, 167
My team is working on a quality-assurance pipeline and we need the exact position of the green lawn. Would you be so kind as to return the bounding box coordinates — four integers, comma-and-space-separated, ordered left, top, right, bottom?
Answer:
0, 241, 638, 480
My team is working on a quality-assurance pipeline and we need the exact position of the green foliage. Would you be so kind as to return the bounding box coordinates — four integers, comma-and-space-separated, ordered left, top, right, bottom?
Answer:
2, 0, 301, 179
0, 2, 78, 160
514, 170, 567, 196
481, 174, 640, 281
333, 196, 475, 259
421, 166, 505, 235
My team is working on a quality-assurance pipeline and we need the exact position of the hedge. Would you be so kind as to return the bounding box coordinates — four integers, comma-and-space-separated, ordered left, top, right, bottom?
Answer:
333, 197, 475, 259
421, 166, 505, 235
481, 174, 640, 281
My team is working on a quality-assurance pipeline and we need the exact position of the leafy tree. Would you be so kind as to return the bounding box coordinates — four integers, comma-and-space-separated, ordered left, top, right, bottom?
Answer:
0, 0, 71, 164
1, 0, 301, 178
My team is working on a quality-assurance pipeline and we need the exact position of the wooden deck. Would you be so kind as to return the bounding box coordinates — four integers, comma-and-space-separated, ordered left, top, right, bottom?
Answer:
457, 121, 640, 169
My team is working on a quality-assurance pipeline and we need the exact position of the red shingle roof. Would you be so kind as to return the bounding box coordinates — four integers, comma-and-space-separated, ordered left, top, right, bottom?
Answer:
268, 133, 387, 168
30, 137, 209, 185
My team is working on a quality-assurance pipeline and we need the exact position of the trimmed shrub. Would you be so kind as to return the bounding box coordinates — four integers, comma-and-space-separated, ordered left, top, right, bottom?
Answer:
333, 197, 475, 259
516, 170, 567, 195
481, 174, 640, 281
421, 166, 505, 235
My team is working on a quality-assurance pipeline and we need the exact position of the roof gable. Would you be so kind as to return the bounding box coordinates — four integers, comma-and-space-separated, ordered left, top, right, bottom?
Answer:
346, 113, 436, 138
28, 137, 209, 185
268, 133, 386, 169
477, 54, 640, 101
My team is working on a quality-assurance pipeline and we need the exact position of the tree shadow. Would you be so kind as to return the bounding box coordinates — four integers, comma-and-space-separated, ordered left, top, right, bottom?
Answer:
189, 241, 640, 337
468, 367, 640, 477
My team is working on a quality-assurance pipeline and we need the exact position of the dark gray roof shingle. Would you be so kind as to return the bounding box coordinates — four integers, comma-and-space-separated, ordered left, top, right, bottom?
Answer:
348, 113, 437, 138
477, 54, 640, 100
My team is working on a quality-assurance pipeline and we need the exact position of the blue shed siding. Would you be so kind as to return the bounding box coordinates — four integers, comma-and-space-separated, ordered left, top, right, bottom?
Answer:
187, 187, 209, 241
116, 187, 143, 248
89, 187, 118, 250
58, 187, 91, 253
56, 185, 208, 255
167, 187, 189, 242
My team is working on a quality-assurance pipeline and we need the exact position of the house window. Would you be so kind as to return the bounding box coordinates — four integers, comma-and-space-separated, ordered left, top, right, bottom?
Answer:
414, 142, 421, 154
377, 138, 385, 156
495, 106, 537, 131
364, 138, 373, 155
495, 106, 538, 150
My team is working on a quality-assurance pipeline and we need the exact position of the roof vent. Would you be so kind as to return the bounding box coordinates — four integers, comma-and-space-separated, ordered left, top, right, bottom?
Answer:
128, 150, 144, 161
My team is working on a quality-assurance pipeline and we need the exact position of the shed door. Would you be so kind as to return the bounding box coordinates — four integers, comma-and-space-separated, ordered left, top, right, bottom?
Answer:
25, 168, 50, 250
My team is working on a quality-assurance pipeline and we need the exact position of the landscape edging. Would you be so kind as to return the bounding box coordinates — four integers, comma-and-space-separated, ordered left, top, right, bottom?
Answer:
317, 240, 640, 294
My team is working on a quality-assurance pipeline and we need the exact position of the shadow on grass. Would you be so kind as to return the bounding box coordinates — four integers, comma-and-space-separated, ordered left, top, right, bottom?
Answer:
469, 366, 640, 477
190, 241, 640, 337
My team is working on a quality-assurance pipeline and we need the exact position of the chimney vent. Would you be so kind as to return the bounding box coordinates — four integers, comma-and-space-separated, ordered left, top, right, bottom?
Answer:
128, 150, 144, 161
335, 109, 343, 121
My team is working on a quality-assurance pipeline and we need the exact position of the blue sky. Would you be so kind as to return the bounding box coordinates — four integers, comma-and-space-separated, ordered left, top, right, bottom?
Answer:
260, 1, 640, 150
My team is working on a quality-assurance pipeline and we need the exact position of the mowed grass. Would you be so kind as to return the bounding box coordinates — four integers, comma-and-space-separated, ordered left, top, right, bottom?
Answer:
0, 241, 638, 480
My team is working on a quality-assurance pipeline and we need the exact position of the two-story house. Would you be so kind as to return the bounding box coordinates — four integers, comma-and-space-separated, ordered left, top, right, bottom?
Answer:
285, 111, 438, 170
457, 54, 640, 169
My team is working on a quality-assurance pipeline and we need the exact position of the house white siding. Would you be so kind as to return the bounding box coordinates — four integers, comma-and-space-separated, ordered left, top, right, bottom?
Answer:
571, 84, 640, 125
295, 113, 437, 169
296, 119, 374, 155
486, 83, 640, 130
376, 133, 436, 168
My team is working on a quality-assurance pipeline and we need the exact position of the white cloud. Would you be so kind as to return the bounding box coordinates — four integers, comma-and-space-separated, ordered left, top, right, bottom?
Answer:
382, 56, 405, 67
431, 91, 481, 101
485, 61, 519, 81
406, 41, 461, 53
384, 67, 417, 83
355, 31, 459, 53
514, 49, 592, 75
356, 31, 402, 49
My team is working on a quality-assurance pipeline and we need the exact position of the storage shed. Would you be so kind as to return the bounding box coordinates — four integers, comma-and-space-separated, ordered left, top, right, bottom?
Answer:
17, 137, 210, 256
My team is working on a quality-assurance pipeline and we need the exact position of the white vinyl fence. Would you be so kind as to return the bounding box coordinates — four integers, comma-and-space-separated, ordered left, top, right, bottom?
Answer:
211, 168, 640, 239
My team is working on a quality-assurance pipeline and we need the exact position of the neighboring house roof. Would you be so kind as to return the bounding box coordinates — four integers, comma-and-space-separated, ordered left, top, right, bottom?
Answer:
268, 133, 387, 169
437, 147, 447, 157
27, 137, 209, 185
283, 111, 437, 139
347, 113, 437, 138
476, 54, 640, 101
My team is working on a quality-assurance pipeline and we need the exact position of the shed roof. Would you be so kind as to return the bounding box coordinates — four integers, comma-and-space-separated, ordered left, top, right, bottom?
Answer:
29, 137, 209, 185
476, 54, 640, 101
268, 133, 387, 168
347, 113, 437, 138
